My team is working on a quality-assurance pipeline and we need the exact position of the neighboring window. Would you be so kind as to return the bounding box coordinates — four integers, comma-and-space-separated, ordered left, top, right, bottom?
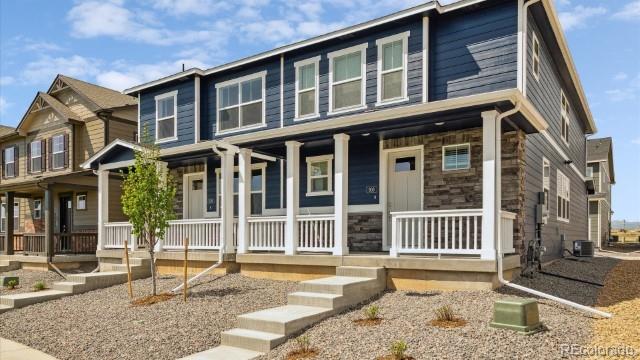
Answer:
542, 158, 550, 214
586, 165, 594, 178
557, 170, 570, 222
306, 155, 333, 196
376, 32, 409, 104
76, 193, 87, 210
1, 202, 19, 231
294, 57, 320, 120
155, 91, 177, 142
442, 144, 470, 171
532, 33, 541, 81
33, 199, 42, 219
216, 72, 265, 134
395, 157, 416, 172
4, 147, 15, 178
329, 43, 367, 113
216, 166, 265, 216
560, 90, 570, 145
52, 135, 65, 169
30, 141, 42, 172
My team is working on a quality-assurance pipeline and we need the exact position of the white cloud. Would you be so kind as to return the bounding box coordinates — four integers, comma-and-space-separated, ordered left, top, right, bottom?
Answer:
0, 76, 14, 86
21, 55, 101, 84
605, 89, 636, 102
95, 58, 209, 91
614, 72, 629, 81
0, 97, 11, 115
151, 0, 231, 16
613, 0, 640, 20
559, 6, 607, 31
633, 137, 640, 145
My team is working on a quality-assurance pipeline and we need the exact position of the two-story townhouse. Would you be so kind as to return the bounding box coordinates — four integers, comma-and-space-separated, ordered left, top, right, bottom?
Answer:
0, 75, 137, 270
84, 0, 597, 290
586, 137, 614, 249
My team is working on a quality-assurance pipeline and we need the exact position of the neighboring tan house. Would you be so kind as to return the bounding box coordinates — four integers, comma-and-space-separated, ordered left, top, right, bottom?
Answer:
84, 0, 597, 290
0, 75, 137, 270
587, 137, 614, 248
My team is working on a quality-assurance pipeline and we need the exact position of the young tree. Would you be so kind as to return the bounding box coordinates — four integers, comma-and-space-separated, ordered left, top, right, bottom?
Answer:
121, 144, 176, 296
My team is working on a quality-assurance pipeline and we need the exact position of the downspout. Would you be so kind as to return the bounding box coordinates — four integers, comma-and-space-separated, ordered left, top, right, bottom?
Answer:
171, 144, 228, 293
494, 103, 612, 318
521, 0, 541, 98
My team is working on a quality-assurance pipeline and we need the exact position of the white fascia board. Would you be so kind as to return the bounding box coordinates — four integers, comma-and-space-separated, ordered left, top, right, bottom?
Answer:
80, 139, 142, 169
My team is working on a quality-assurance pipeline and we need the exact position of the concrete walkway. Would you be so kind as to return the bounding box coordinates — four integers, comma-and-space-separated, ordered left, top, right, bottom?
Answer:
0, 338, 59, 360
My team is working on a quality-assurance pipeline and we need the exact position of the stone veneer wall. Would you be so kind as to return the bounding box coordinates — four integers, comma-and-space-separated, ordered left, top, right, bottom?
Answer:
169, 163, 205, 219
348, 212, 383, 252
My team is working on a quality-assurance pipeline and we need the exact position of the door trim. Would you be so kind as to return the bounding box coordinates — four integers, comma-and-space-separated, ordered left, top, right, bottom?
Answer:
379, 143, 424, 251
182, 172, 205, 219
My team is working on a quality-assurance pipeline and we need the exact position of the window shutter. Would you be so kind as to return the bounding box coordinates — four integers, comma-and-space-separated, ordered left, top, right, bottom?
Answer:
13, 146, 18, 177
27, 143, 31, 174
41, 139, 46, 172
63, 133, 69, 169
47, 138, 52, 170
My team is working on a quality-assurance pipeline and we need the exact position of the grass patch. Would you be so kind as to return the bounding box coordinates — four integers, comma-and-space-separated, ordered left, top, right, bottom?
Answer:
32, 281, 46, 291
131, 293, 175, 306
376, 340, 415, 360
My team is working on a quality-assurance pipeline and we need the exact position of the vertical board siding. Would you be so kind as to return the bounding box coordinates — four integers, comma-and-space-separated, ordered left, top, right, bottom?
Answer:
139, 79, 196, 148
430, 0, 518, 101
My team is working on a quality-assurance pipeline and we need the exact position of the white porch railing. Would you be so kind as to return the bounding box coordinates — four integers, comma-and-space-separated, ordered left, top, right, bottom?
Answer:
391, 209, 483, 256
500, 211, 516, 254
104, 222, 136, 249
297, 214, 335, 252
247, 216, 286, 251
163, 219, 223, 250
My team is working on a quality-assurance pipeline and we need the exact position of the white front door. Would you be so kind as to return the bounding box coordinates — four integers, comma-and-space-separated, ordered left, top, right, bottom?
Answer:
386, 149, 422, 246
187, 175, 204, 219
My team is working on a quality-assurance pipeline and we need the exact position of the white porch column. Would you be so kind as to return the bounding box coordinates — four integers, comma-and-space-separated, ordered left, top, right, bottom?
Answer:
97, 168, 109, 251
285, 141, 302, 255
481, 110, 501, 260
237, 148, 252, 254
220, 150, 236, 255
333, 134, 350, 256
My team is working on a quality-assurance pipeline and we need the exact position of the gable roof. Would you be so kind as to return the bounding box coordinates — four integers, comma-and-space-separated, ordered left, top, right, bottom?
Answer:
587, 137, 615, 184
53, 75, 137, 110
37, 92, 81, 122
0, 125, 15, 138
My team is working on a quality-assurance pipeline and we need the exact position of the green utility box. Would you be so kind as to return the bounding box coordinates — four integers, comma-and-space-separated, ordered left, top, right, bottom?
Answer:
0, 276, 19, 287
490, 298, 543, 335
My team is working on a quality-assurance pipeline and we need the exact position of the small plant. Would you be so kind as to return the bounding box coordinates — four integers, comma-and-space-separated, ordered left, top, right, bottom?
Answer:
295, 335, 311, 353
285, 335, 317, 359
435, 305, 455, 322
390, 340, 408, 360
6, 280, 18, 290
33, 281, 46, 291
363, 304, 380, 320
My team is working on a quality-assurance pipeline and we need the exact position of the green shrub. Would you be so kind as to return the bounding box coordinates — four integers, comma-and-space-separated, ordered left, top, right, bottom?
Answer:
6, 280, 18, 289
435, 305, 455, 322
295, 335, 311, 353
390, 340, 408, 360
363, 304, 380, 320
33, 281, 46, 291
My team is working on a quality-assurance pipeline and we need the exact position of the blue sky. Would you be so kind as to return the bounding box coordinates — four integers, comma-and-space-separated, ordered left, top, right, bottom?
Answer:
0, 0, 639, 220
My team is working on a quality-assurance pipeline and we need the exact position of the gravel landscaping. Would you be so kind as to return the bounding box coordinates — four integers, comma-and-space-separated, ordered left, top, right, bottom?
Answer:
0, 273, 297, 360
1, 265, 97, 295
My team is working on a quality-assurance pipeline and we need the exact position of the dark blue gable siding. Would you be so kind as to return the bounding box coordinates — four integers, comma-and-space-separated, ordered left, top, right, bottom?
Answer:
139, 79, 195, 148
430, 0, 518, 101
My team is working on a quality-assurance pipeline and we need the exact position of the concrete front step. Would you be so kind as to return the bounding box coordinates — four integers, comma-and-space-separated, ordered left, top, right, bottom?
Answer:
221, 328, 286, 353
237, 305, 332, 335
299, 276, 380, 295
287, 291, 344, 309
0, 289, 68, 308
180, 345, 262, 360
336, 266, 385, 279
0, 304, 13, 314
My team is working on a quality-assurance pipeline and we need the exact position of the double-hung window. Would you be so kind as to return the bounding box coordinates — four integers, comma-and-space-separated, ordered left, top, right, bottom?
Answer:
329, 43, 367, 113
30, 141, 43, 172
34, 199, 42, 219
294, 56, 320, 120
52, 135, 65, 169
155, 91, 177, 142
442, 144, 470, 171
542, 158, 550, 215
560, 90, 570, 145
376, 32, 409, 104
306, 155, 333, 196
532, 33, 541, 81
4, 147, 15, 178
216, 72, 266, 134
557, 170, 570, 222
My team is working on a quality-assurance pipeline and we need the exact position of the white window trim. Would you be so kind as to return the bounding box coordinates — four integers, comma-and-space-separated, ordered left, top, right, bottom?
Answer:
34, 199, 42, 219
214, 163, 267, 215
215, 71, 267, 136
4, 147, 15, 177
375, 31, 410, 106
557, 170, 570, 223
30, 141, 43, 173
51, 135, 65, 170
76, 193, 87, 210
327, 43, 368, 116
532, 32, 541, 82
441, 143, 471, 171
542, 157, 550, 215
560, 89, 570, 146
306, 154, 333, 197
154, 90, 178, 144
294, 56, 321, 121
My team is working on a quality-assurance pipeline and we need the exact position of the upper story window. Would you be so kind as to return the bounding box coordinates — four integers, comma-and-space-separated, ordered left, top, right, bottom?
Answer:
442, 144, 470, 171
306, 155, 333, 196
155, 91, 178, 143
560, 90, 570, 145
294, 56, 320, 120
542, 158, 550, 215
376, 32, 409, 105
216, 71, 266, 135
328, 43, 368, 114
532, 33, 541, 81
51, 134, 66, 169
3, 146, 16, 178
557, 170, 570, 222
29, 140, 43, 173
